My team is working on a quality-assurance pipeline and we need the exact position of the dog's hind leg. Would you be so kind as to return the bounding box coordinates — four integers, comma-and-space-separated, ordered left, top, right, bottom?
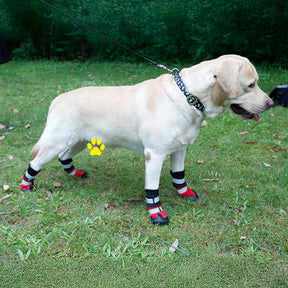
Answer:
170, 148, 199, 201
58, 142, 87, 178
21, 147, 61, 192
21, 130, 86, 192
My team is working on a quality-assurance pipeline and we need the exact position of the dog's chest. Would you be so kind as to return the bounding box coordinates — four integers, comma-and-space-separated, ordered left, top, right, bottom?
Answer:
178, 125, 201, 146
161, 120, 202, 153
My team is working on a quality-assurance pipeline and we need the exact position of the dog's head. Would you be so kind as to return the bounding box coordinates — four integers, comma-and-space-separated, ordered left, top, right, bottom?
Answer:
213, 55, 273, 121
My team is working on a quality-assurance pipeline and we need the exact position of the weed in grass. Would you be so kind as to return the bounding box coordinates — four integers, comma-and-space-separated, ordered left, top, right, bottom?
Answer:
100, 232, 165, 259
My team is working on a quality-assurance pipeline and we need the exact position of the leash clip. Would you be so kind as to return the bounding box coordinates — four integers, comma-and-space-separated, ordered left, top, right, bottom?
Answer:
171, 68, 179, 75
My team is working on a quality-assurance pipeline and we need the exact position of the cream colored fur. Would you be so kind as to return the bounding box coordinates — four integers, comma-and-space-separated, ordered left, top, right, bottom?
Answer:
30, 55, 273, 193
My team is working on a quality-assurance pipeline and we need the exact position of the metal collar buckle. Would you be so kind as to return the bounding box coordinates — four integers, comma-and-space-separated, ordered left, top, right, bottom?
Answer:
186, 95, 199, 106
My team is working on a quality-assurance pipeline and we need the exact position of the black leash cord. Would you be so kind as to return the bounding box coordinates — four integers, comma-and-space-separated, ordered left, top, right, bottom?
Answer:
39, 0, 174, 73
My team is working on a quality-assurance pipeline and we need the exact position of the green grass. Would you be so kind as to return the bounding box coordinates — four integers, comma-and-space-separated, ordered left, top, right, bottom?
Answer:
0, 60, 287, 287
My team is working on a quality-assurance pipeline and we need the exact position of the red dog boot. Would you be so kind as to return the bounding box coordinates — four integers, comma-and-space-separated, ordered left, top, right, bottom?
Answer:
59, 158, 87, 178
170, 170, 199, 201
146, 189, 169, 224
68, 168, 87, 178
21, 165, 39, 192
177, 186, 199, 201
21, 175, 35, 192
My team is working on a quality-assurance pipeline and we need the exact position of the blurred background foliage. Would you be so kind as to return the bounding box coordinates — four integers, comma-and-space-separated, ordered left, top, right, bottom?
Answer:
1, 0, 288, 65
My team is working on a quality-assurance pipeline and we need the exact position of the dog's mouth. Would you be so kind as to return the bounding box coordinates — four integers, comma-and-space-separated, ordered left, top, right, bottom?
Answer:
230, 104, 259, 122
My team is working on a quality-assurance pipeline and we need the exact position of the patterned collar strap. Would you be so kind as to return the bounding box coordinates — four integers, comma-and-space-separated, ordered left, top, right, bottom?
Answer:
174, 71, 205, 112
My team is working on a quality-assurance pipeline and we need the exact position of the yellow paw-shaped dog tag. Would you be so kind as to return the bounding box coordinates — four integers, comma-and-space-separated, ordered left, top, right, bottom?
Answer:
87, 138, 105, 156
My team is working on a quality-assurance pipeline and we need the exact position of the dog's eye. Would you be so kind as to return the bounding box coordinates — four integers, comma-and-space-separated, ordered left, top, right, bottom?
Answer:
248, 83, 255, 88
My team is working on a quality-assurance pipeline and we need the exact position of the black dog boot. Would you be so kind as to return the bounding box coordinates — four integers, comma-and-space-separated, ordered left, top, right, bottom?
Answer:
150, 211, 169, 225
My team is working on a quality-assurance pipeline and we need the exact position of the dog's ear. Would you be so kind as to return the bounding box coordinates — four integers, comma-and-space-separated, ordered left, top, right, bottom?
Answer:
214, 60, 241, 98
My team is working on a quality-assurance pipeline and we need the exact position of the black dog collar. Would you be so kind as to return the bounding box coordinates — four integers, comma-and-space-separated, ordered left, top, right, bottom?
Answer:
174, 71, 205, 112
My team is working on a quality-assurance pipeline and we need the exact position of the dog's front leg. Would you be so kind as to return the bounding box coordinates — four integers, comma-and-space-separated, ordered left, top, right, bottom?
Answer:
144, 150, 169, 224
170, 148, 199, 201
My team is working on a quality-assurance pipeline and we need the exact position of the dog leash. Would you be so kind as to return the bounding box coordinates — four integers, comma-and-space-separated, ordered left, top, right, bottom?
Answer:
39, 0, 173, 73
40, 0, 205, 111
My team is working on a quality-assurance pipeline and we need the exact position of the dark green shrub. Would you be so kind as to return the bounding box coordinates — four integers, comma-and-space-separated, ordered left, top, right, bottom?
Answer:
1, 0, 288, 64
193, 0, 288, 63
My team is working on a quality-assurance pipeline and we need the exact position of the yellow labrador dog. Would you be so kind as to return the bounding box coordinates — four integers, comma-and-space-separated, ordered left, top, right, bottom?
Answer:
21, 55, 273, 224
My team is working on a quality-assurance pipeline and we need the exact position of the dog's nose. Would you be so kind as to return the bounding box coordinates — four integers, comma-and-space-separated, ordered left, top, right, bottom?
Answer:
266, 98, 274, 109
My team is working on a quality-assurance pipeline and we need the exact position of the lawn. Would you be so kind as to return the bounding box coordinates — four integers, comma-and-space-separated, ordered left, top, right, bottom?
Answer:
0, 60, 287, 287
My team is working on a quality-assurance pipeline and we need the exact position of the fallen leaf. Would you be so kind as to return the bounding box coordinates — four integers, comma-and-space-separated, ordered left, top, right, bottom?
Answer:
128, 75, 138, 80
266, 146, 275, 153
196, 159, 204, 164
25, 124, 31, 129
276, 134, 284, 140
104, 203, 116, 210
88, 74, 95, 80
237, 131, 249, 135
201, 120, 208, 126
263, 162, 272, 168
25, 135, 33, 140
52, 181, 61, 187
45, 190, 53, 200
169, 238, 179, 253
233, 219, 239, 226
3, 185, 9, 191
275, 147, 286, 152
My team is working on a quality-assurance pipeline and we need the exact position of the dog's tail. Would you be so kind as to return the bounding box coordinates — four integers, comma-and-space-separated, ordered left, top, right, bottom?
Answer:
31, 141, 40, 158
